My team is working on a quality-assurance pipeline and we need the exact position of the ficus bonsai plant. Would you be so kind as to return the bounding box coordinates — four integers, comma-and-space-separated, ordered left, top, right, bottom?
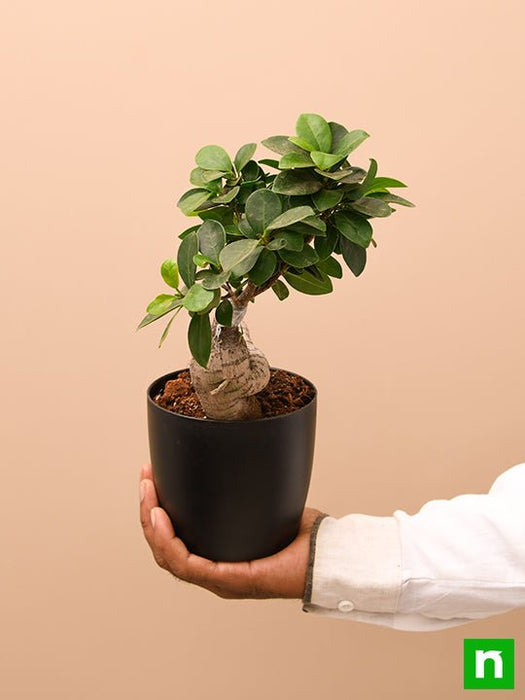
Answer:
140, 113, 413, 561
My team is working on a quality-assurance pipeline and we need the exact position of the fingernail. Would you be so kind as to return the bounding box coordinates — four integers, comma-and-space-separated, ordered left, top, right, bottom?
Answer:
140, 480, 146, 503
150, 508, 157, 529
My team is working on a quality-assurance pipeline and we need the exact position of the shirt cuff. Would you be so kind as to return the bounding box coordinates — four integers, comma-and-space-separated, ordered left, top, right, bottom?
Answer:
302, 513, 403, 615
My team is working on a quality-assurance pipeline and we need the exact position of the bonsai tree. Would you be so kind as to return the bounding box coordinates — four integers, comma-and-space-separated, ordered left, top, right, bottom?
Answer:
138, 113, 413, 420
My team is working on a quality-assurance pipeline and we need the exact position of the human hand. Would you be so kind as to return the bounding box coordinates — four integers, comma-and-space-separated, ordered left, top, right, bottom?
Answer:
139, 462, 323, 599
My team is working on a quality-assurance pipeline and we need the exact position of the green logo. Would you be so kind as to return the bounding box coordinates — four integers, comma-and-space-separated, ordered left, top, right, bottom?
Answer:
464, 639, 514, 690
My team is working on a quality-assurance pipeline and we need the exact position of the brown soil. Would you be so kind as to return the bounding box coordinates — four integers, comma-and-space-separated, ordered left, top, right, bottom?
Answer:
153, 368, 315, 419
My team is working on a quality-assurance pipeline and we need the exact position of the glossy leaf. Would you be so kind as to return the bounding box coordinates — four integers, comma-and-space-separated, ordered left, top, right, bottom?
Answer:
314, 226, 338, 260
284, 269, 333, 295
160, 258, 179, 289
279, 152, 314, 169
369, 192, 415, 207
146, 294, 177, 315
238, 217, 258, 239
158, 307, 182, 347
341, 237, 367, 277
310, 151, 345, 170
317, 256, 343, 279
271, 280, 290, 300
178, 225, 201, 240
272, 170, 323, 195
278, 244, 319, 268
177, 231, 199, 287
352, 197, 392, 218
182, 284, 215, 312
295, 113, 332, 152
212, 186, 240, 204
198, 220, 226, 263
333, 129, 369, 157
248, 248, 277, 285
137, 298, 183, 330
334, 212, 373, 248
364, 177, 407, 195
261, 135, 303, 155
245, 189, 282, 232
313, 189, 343, 211
317, 166, 366, 183
219, 239, 261, 272
328, 122, 349, 154
190, 168, 224, 187
268, 231, 304, 251
234, 143, 257, 173
266, 205, 315, 231
258, 158, 279, 168
195, 145, 232, 172
231, 247, 262, 277
215, 299, 233, 326
188, 313, 212, 368
177, 188, 211, 215
200, 270, 230, 290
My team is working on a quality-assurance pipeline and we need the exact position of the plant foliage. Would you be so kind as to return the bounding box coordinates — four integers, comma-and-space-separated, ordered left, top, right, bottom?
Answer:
138, 113, 414, 367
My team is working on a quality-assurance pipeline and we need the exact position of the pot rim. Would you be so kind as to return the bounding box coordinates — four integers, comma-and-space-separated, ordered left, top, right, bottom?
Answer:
147, 366, 317, 424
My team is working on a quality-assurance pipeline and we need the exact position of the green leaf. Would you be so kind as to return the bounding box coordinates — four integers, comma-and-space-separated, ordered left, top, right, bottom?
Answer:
215, 299, 234, 326
258, 158, 279, 168
261, 135, 303, 155
364, 177, 407, 195
333, 129, 369, 157
158, 307, 182, 347
146, 294, 177, 315
219, 239, 261, 272
197, 206, 233, 225
200, 270, 230, 290
248, 248, 277, 285
266, 205, 315, 231
241, 160, 262, 182
297, 215, 326, 232
352, 197, 392, 218
271, 280, 289, 300
182, 284, 215, 312
354, 158, 378, 197
190, 168, 224, 187
245, 189, 282, 233
317, 167, 366, 183
193, 253, 213, 267
198, 220, 226, 263
328, 122, 349, 154
295, 114, 332, 153
268, 231, 304, 251
295, 113, 332, 153
138, 298, 183, 329
288, 136, 316, 152
314, 226, 338, 260
278, 152, 314, 169
178, 225, 201, 240
232, 247, 262, 277
238, 217, 258, 239
313, 189, 343, 211
188, 313, 212, 368
195, 145, 232, 172
341, 237, 367, 277
317, 256, 343, 279
177, 188, 211, 215
160, 258, 179, 289
278, 244, 319, 268
334, 212, 373, 248
369, 192, 415, 207
310, 151, 345, 170
284, 269, 333, 295
212, 186, 240, 204
177, 230, 199, 287
234, 143, 257, 173
272, 170, 323, 195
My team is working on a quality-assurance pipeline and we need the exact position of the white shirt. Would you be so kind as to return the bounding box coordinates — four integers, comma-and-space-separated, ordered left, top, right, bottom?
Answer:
301, 462, 525, 631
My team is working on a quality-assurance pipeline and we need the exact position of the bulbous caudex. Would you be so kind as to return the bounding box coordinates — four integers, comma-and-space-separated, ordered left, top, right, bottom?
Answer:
189, 303, 270, 420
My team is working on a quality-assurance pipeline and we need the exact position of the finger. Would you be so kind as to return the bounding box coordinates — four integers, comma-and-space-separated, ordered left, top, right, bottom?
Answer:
139, 478, 159, 547
150, 507, 192, 578
140, 462, 153, 481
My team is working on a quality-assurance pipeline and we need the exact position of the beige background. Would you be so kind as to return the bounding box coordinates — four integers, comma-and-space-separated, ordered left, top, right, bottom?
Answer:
2, 0, 524, 697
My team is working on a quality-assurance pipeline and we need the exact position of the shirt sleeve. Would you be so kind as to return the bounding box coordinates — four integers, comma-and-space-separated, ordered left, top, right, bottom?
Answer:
301, 462, 525, 631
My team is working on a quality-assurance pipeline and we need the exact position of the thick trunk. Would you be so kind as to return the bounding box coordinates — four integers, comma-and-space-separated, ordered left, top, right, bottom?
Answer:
189, 312, 270, 420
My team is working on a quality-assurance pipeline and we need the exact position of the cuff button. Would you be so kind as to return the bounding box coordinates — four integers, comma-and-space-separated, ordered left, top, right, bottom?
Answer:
337, 600, 355, 613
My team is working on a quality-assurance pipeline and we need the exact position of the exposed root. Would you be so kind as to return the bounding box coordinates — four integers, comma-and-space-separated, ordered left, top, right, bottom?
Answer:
189, 321, 270, 420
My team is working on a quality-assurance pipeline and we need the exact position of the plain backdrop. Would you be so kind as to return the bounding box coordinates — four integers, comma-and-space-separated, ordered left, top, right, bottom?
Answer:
1, 0, 524, 698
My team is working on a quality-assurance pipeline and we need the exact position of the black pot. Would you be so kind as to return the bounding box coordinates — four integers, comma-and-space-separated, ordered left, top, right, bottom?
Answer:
147, 368, 317, 562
